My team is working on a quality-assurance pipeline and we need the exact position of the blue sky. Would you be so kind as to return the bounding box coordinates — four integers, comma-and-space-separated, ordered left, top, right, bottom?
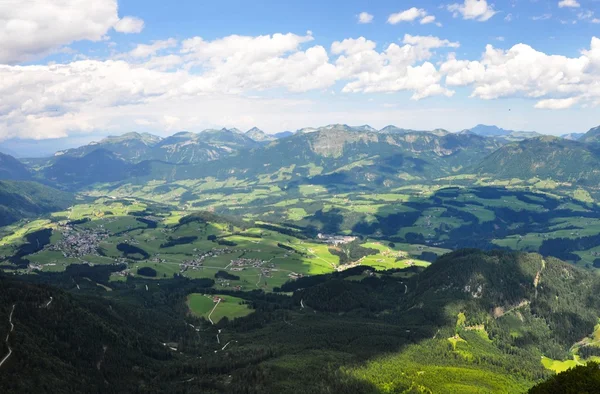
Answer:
1, 0, 600, 146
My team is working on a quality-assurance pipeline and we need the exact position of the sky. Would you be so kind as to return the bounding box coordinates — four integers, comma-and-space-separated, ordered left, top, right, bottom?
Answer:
1, 0, 600, 144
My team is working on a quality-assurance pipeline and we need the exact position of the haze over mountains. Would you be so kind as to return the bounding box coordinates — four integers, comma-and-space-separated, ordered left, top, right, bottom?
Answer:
0, 123, 595, 192
0, 123, 590, 159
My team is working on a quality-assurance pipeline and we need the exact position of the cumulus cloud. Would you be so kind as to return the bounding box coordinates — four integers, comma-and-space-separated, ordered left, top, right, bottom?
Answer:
558, 0, 580, 8
0, 0, 144, 64
332, 35, 457, 99
535, 98, 579, 109
0, 0, 114, 64
357, 12, 374, 24
440, 37, 600, 108
388, 8, 428, 24
2, 29, 599, 140
129, 39, 178, 58
447, 0, 497, 22
420, 15, 437, 24
114, 16, 145, 33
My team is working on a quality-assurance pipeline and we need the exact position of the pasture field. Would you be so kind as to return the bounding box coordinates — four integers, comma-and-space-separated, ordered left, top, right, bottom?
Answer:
187, 293, 253, 323
1, 198, 452, 292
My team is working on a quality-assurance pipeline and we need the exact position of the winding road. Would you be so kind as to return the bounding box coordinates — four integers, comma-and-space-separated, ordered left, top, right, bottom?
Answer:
0, 304, 16, 369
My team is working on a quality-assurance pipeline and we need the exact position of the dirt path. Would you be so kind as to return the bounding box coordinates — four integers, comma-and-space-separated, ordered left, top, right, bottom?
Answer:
0, 304, 16, 369
208, 299, 221, 325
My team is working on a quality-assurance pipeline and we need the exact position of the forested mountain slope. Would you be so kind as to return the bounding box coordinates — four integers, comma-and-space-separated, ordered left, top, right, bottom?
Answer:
0, 181, 73, 226
2, 250, 600, 393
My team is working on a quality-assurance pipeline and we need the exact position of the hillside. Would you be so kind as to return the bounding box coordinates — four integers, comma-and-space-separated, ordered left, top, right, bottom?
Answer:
0, 181, 73, 226
466, 124, 544, 143
54, 132, 162, 161
474, 136, 600, 185
579, 125, 600, 144
2, 248, 600, 392
0, 274, 217, 393
0, 153, 30, 181
245, 127, 275, 142
42, 149, 136, 188
136, 128, 503, 186
50, 129, 259, 165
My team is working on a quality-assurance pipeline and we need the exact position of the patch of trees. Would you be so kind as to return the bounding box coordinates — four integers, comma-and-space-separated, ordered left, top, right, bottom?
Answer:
137, 267, 157, 277
277, 243, 295, 252
116, 243, 149, 259
135, 217, 157, 228
328, 240, 378, 265
8, 228, 53, 268
539, 233, 600, 262
217, 239, 237, 247
418, 252, 438, 262
528, 362, 600, 393
160, 236, 197, 248
255, 223, 311, 239
67, 218, 90, 226
214, 270, 240, 281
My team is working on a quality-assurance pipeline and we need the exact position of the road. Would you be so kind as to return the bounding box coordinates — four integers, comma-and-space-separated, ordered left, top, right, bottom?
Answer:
207, 299, 221, 325
0, 304, 16, 369
44, 297, 53, 308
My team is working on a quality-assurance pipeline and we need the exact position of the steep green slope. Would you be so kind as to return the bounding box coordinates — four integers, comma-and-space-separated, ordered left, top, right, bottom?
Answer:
0, 152, 30, 180
0, 274, 216, 393
475, 137, 600, 184
528, 362, 600, 393
0, 181, 73, 226
138, 128, 503, 186
579, 125, 600, 144
42, 149, 135, 188
50, 129, 260, 166
2, 246, 600, 393
55, 132, 161, 161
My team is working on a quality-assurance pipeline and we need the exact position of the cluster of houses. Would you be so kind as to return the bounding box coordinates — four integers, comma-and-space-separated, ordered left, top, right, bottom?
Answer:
317, 233, 357, 245
230, 258, 267, 270
49, 226, 109, 257
179, 248, 234, 271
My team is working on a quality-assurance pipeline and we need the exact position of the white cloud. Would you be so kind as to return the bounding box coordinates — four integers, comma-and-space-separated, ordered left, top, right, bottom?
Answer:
558, 0, 580, 8
440, 37, 600, 108
505, 13, 513, 22
114, 16, 145, 33
420, 15, 437, 24
358, 12, 374, 24
3, 31, 599, 140
593, 18, 600, 24
495, 36, 505, 41
535, 98, 578, 109
179, 33, 337, 93
0, 0, 144, 64
388, 8, 428, 24
447, 0, 497, 22
402, 35, 460, 49
333, 35, 458, 99
129, 39, 178, 58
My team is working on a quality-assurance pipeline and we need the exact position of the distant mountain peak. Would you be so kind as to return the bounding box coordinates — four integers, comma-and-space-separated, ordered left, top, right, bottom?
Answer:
352, 125, 377, 132
468, 124, 544, 142
580, 125, 600, 144
245, 127, 275, 142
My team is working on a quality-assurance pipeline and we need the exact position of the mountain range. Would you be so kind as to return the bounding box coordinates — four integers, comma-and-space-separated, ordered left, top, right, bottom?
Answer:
0, 123, 598, 193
